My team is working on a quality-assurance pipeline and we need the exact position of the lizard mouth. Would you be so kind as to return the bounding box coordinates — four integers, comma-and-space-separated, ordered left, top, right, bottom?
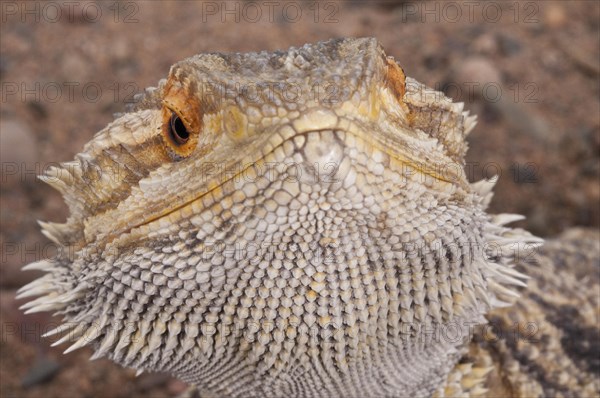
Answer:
127, 128, 350, 235
123, 123, 461, 244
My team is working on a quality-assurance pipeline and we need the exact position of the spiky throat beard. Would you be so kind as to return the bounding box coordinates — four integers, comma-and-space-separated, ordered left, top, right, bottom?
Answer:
19, 158, 541, 388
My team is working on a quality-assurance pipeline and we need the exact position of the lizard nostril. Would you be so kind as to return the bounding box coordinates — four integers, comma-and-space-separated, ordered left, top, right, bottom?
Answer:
169, 112, 190, 145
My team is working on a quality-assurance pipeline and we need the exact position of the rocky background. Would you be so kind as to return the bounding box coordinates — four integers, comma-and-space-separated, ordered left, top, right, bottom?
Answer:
1, 1, 598, 397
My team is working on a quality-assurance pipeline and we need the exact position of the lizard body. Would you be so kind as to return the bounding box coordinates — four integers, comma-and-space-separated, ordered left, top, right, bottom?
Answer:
19, 38, 559, 397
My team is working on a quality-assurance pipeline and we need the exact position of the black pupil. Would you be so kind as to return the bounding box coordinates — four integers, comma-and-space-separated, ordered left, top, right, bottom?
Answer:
169, 113, 189, 144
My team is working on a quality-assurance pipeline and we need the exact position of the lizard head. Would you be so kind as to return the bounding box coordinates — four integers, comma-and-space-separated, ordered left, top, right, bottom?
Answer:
20, 38, 541, 392
31, 38, 476, 250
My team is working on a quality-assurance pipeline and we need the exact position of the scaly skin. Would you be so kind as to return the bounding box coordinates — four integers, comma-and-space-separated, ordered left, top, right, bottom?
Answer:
19, 38, 544, 397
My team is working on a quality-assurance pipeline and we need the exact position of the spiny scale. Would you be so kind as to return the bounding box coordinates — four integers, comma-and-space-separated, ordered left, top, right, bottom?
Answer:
20, 38, 542, 397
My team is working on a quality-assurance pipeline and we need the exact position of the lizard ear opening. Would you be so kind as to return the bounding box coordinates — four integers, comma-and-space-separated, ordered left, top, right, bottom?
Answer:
160, 77, 203, 159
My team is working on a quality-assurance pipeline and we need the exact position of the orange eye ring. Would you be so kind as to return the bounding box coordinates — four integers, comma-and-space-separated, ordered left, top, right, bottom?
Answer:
160, 75, 203, 159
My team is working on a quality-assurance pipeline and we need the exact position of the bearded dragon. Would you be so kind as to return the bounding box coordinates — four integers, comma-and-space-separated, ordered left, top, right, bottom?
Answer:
18, 38, 596, 397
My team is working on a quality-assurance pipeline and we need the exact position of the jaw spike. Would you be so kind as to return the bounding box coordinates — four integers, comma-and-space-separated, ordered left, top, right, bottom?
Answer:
90, 326, 120, 361
19, 293, 59, 310
481, 261, 528, 287
39, 223, 62, 245
63, 325, 104, 354
487, 280, 521, 299
471, 175, 499, 208
124, 333, 146, 364
19, 288, 84, 313
491, 213, 526, 226
132, 346, 152, 368
15, 275, 56, 300
63, 338, 89, 354
38, 174, 68, 193
16, 281, 55, 300
22, 259, 56, 272
471, 175, 498, 196
492, 270, 528, 287
490, 297, 514, 308
19, 276, 50, 292
23, 303, 65, 315
463, 112, 477, 135
89, 351, 103, 361
50, 324, 87, 347
498, 265, 531, 280
492, 273, 528, 288
41, 323, 78, 338
474, 285, 492, 308
53, 289, 86, 304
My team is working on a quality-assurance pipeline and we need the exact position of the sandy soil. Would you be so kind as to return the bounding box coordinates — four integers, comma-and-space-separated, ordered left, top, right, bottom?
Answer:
1, 1, 598, 397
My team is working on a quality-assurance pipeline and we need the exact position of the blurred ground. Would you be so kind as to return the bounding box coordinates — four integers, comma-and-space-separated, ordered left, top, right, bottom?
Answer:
0, 1, 598, 397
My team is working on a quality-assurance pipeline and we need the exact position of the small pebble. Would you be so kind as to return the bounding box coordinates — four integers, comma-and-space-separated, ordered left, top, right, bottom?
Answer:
544, 4, 567, 29
21, 357, 61, 388
0, 119, 37, 165
454, 57, 502, 87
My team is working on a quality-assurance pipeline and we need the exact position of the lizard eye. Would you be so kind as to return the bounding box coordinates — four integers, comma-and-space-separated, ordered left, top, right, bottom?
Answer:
160, 77, 203, 159
168, 112, 190, 145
